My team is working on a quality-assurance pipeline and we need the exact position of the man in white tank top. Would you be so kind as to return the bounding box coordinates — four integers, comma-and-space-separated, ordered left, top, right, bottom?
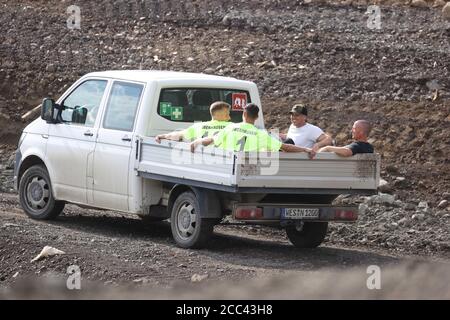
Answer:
279, 104, 332, 157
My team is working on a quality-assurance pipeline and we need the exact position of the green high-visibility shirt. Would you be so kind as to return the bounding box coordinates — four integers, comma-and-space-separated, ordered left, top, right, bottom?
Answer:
213, 122, 282, 152
183, 120, 231, 141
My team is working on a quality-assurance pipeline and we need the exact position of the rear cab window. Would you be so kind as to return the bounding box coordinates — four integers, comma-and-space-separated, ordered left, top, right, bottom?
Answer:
157, 88, 252, 123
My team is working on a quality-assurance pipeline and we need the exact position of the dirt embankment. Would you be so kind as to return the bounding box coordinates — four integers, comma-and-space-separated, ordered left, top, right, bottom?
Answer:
1, 0, 449, 202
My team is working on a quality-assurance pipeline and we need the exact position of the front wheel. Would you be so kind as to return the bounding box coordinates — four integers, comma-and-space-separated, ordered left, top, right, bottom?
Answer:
18, 165, 65, 220
285, 222, 328, 248
170, 191, 215, 249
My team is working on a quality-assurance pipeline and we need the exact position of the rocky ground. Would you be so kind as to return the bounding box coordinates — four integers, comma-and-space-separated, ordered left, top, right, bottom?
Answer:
0, 0, 449, 298
0, 193, 449, 299
0, 145, 15, 194
332, 193, 450, 256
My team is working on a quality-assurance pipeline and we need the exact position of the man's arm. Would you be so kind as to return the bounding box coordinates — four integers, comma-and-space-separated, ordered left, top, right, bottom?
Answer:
280, 143, 314, 158
318, 146, 353, 157
155, 130, 186, 143
280, 143, 308, 153
313, 133, 332, 150
190, 137, 214, 153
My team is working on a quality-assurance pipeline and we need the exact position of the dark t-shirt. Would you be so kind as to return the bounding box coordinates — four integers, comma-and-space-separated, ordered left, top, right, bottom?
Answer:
345, 141, 374, 155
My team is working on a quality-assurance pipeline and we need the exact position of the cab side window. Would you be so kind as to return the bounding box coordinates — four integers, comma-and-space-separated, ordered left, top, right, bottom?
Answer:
103, 81, 144, 132
61, 80, 107, 127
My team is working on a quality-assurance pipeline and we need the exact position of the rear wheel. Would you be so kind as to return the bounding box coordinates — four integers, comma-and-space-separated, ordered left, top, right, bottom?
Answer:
18, 165, 65, 220
285, 222, 328, 248
170, 191, 215, 249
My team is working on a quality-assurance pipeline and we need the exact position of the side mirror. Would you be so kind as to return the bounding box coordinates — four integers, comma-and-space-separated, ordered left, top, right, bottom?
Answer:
41, 98, 55, 123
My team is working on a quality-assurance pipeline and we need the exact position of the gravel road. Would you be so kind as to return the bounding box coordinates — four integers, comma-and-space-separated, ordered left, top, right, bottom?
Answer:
1, 193, 449, 299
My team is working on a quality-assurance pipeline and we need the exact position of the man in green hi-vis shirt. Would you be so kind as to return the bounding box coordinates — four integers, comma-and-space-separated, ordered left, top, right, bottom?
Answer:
155, 102, 231, 143
190, 103, 313, 157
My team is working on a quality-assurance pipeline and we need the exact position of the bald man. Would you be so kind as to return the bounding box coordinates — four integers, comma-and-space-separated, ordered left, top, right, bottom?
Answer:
318, 120, 374, 157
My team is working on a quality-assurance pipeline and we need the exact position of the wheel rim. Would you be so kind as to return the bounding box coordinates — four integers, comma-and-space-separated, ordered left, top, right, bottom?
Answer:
176, 202, 197, 240
24, 175, 50, 213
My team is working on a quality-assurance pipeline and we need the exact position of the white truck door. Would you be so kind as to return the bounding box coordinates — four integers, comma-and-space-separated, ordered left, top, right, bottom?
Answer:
46, 79, 108, 204
92, 81, 144, 212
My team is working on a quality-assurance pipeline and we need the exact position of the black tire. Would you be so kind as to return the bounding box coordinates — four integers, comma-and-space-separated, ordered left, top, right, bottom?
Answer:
18, 165, 65, 220
286, 222, 328, 248
170, 191, 215, 249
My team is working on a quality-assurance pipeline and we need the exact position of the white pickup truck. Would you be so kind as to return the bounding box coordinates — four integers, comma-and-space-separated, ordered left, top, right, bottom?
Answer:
14, 70, 380, 248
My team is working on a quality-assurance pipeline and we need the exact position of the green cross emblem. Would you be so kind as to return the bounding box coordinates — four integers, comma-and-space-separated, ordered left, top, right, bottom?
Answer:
171, 106, 183, 121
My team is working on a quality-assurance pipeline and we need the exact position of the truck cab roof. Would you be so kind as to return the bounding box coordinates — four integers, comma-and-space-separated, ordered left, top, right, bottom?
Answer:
86, 70, 247, 84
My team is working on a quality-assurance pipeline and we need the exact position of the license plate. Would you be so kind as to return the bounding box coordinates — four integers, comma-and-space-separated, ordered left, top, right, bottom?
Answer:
282, 208, 320, 219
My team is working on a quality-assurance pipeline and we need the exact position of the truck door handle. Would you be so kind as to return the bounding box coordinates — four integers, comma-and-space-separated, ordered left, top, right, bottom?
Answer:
84, 131, 94, 137
122, 136, 132, 142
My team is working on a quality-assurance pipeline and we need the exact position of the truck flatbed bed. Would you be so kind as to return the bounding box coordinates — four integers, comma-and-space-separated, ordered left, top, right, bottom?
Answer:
136, 138, 380, 195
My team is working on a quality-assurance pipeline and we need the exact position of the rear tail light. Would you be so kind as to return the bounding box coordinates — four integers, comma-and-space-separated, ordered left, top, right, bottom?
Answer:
334, 209, 358, 221
234, 207, 263, 220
